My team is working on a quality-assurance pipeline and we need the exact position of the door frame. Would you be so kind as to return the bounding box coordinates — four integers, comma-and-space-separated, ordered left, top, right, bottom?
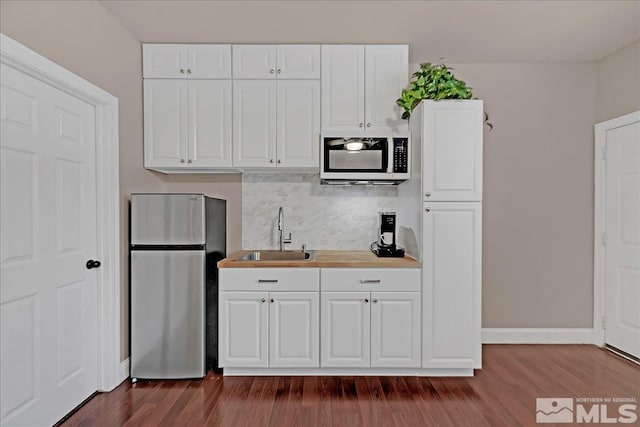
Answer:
593, 111, 640, 347
0, 34, 122, 391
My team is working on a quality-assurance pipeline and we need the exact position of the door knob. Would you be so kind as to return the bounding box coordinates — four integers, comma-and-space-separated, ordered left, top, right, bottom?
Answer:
86, 260, 101, 269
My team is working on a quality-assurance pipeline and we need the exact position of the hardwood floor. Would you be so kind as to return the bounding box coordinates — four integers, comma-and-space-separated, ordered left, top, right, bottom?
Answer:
61, 345, 639, 426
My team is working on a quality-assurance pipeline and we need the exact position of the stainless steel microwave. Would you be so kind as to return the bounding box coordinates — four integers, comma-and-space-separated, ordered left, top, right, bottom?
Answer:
320, 134, 410, 184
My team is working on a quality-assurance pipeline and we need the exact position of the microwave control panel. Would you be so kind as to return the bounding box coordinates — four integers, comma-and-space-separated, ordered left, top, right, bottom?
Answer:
393, 138, 409, 173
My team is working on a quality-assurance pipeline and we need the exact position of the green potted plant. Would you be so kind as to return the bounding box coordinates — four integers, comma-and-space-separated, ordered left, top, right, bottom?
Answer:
396, 61, 492, 129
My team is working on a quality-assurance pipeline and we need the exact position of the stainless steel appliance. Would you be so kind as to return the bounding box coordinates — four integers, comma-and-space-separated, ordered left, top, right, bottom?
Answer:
130, 194, 226, 380
320, 134, 410, 184
371, 211, 405, 257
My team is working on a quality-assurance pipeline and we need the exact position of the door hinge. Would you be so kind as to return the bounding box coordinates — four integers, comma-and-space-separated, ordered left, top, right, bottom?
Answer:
601, 316, 606, 329
602, 147, 607, 161
602, 232, 607, 246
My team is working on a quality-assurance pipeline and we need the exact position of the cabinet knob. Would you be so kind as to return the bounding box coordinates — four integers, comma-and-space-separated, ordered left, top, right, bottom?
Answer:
425, 208, 431, 212
425, 192, 431, 197
270, 159, 274, 163
366, 123, 371, 128
187, 159, 193, 163
373, 298, 379, 303
277, 69, 282, 74
180, 159, 185, 163
277, 159, 281, 164
359, 122, 364, 128
270, 69, 275, 74
180, 69, 185, 74
187, 69, 192, 74
270, 298, 274, 303
260, 298, 266, 303
364, 298, 369, 304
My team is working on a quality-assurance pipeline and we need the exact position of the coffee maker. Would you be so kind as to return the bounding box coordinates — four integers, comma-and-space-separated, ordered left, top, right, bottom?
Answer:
371, 211, 405, 257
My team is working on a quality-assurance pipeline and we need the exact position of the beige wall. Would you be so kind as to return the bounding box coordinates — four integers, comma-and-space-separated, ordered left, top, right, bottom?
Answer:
596, 40, 640, 122
0, 0, 242, 360
437, 63, 598, 328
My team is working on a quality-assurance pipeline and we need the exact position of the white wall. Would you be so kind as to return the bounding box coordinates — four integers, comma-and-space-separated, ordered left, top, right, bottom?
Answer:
596, 40, 640, 122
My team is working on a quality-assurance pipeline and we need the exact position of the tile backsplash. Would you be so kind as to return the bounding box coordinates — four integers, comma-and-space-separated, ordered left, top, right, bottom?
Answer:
242, 174, 399, 250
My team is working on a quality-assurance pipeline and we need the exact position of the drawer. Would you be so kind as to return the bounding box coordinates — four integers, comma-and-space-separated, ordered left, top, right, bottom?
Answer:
321, 268, 420, 292
220, 268, 319, 291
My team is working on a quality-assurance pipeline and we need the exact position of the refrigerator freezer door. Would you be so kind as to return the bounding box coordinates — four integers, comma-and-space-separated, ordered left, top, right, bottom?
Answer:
131, 250, 205, 379
131, 194, 205, 245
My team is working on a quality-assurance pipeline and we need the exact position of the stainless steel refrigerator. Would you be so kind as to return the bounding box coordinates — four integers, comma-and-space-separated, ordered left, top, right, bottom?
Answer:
130, 194, 226, 380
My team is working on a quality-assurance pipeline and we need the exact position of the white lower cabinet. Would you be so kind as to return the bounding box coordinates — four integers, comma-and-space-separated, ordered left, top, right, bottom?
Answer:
219, 291, 269, 367
219, 268, 320, 369
321, 292, 371, 368
371, 292, 421, 368
320, 268, 422, 369
269, 292, 319, 368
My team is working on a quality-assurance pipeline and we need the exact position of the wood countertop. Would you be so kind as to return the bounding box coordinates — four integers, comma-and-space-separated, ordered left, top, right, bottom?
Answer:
218, 250, 421, 268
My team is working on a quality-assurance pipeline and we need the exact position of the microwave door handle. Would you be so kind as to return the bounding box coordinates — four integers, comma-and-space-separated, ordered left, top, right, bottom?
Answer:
387, 138, 393, 173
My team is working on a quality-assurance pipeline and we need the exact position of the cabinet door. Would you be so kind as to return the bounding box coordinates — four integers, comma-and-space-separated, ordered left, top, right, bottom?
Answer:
321, 292, 370, 367
233, 45, 277, 79
187, 80, 232, 168
321, 45, 365, 133
371, 292, 420, 368
269, 292, 319, 368
143, 44, 187, 78
364, 45, 408, 134
276, 80, 320, 168
422, 202, 482, 369
219, 292, 269, 367
186, 45, 231, 79
143, 79, 188, 168
232, 80, 277, 167
276, 45, 320, 79
422, 100, 484, 201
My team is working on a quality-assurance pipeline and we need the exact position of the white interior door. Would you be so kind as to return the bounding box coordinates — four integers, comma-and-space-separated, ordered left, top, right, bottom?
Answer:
1, 63, 98, 425
604, 119, 640, 359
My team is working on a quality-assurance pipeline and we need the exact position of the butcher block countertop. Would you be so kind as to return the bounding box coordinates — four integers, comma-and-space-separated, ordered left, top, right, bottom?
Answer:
218, 250, 421, 268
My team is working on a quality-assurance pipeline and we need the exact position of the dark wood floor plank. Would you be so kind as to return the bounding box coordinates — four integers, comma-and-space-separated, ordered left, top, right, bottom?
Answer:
60, 345, 640, 427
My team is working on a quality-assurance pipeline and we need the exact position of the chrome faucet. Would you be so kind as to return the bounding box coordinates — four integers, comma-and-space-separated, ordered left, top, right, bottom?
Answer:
278, 206, 292, 251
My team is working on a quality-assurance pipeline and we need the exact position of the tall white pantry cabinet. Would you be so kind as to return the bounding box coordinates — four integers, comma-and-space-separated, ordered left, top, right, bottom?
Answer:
400, 100, 483, 370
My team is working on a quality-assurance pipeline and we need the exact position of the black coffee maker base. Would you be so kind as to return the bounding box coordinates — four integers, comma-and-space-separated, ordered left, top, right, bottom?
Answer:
371, 244, 405, 258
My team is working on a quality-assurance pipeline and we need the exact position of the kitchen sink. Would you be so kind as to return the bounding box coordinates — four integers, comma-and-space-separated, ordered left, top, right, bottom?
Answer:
237, 250, 315, 261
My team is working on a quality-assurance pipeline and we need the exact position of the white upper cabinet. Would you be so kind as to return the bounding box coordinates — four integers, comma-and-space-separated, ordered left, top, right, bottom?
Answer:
233, 45, 320, 79
233, 80, 277, 167
143, 79, 188, 168
186, 45, 232, 79
321, 45, 366, 133
276, 45, 320, 79
365, 45, 408, 133
144, 79, 232, 170
143, 44, 231, 79
276, 80, 320, 168
420, 100, 484, 201
422, 202, 482, 369
233, 80, 320, 169
187, 80, 232, 167
321, 45, 408, 134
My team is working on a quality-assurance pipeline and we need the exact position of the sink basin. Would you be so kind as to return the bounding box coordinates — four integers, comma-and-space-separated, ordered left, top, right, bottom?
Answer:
238, 250, 314, 261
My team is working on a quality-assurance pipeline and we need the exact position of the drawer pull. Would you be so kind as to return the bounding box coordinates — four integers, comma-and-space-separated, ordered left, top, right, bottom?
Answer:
360, 279, 381, 284
258, 279, 278, 283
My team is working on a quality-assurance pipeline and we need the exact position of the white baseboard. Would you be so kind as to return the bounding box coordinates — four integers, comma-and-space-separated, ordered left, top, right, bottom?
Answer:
118, 358, 130, 383
482, 328, 597, 344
